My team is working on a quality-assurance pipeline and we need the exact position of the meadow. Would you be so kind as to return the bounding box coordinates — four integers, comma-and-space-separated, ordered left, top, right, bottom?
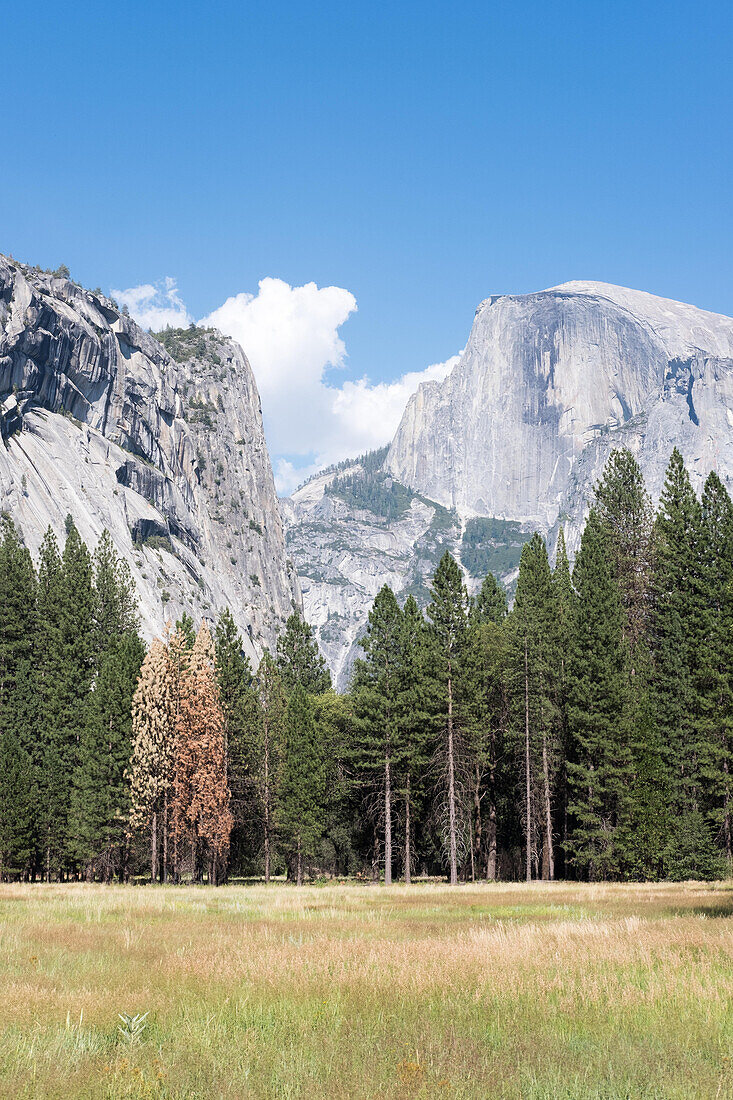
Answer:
1, 881, 732, 1099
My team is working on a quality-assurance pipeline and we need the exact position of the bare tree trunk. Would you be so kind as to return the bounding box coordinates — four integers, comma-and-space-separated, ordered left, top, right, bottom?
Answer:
524, 637, 532, 883
486, 799, 497, 881
296, 836, 303, 886
473, 762, 482, 881
163, 794, 168, 884
384, 752, 392, 885
447, 669, 458, 886
151, 810, 158, 883
542, 729, 554, 880
404, 775, 411, 885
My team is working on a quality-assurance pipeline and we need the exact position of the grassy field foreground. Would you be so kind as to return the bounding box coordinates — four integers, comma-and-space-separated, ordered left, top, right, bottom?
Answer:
1, 881, 732, 1099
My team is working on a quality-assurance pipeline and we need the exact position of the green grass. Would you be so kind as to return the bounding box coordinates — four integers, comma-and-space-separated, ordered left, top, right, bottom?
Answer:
1, 881, 732, 1098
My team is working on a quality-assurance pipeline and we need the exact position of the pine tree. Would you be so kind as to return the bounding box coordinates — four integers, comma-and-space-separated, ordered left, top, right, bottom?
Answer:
649, 449, 721, 878
351, 586, 403, 884
566, 510, 629, 879
69, 633, 145, 880
394, 596, 432, 883
426, 552, 469, 885
0, 517, 39, 875
511, 533, 558, 881
172, 623, 233, 884
276, 610, 331, 695
593, 451, 667, 878
35, 522, 95, 876
175, 612, 196, 650
0, 515, 38, 718
129, 638, 176, 881
594, 448, 653, 652
251, 651, 286, 881
551, 529, 575, 876
463, 612, 511, 880
696, 471, 733, 870
69, 531, 143, 879
471, 572, 508, 624
277, 684, 325, 884
214, 608, 254, 870
0, 726, 35, 880
92, 530, 139, 649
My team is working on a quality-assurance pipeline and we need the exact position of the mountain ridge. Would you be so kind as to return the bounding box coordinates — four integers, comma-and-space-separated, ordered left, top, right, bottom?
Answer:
0, 255, 299, 660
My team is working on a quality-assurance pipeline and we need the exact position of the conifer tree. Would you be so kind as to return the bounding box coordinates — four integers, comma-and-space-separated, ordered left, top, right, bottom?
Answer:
698, 472, 733, 869
426, 552, 469, 885
0, 517, 39, 875
594, 448, 654, 652
175, 612, 196, 650
92, 530, 139, 649
214, 608, 254, 867
276, 610, 331, 695
0, 515, 39, 718
395, 596, 432, 883
511, 533, 558, 881
649, 449, 721, 877
70, 633, 145, 879
592, 452, 668, 876
566, 510, 629, 879
278, 684, 325, 884
35, 522, 95, 876
463, 611, 511, 880
251, 651, 286, 881
351, 586, 403, 884
130, 638, 176, 881
0, 726, 35, 880
69, 531, 143, 879
472, 572, 508, 624
172, 623, 233, 883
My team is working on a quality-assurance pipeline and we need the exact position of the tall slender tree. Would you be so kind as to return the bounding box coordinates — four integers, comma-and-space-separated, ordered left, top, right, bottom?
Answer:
426, 552, 469, 885
698, 472, 733, 870
251, 651, 286, 882
172, 623, 233, 884
352, 586, 403, 884
278, 684, 326, 884
395, 596, 432, 883
129, 638, 175, 881
566, 510, 629, 879
511, 534, 558, 881
276, 610, 331, 695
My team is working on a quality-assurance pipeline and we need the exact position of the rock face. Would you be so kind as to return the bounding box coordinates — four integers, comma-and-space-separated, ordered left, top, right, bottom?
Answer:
0, 256, 299, 660
281, 461, 463, 688
285, 281, 733, 682
387, 281, 733, 529
282, 452, 532, 689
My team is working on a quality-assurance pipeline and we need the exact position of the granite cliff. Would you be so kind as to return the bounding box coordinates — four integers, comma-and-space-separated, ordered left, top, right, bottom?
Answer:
0, 256, 298, 660
285, 281, 733, 684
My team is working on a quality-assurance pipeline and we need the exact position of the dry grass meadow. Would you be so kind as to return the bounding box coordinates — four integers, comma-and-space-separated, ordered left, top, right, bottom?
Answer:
1, 880, 732, 1099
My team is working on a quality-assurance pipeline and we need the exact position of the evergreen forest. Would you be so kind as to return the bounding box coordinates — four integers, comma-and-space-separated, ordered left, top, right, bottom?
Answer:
0, 447, 731, 885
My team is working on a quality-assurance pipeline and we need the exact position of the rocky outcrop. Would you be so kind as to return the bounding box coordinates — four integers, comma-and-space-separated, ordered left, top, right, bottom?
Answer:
285, 281, 733, 681
281, 462, 463, 688
387, 281, 733, 532
0, 256, 298, 660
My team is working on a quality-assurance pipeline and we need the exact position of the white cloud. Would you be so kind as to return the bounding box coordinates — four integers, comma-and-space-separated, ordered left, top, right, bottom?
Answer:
329, 354, 462, 459
201, 278, 357, 458
112, 277, 192, 331
115, 275, 462, 495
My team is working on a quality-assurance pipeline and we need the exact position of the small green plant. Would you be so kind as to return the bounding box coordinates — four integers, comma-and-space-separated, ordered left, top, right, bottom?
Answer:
117, 1011, 148, 1046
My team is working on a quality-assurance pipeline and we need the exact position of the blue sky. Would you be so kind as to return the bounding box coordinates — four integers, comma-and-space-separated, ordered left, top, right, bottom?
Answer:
4, 1, 732, 489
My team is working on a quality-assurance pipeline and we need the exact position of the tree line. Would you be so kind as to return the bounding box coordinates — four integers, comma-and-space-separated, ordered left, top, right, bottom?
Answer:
0, 446, 731, 883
